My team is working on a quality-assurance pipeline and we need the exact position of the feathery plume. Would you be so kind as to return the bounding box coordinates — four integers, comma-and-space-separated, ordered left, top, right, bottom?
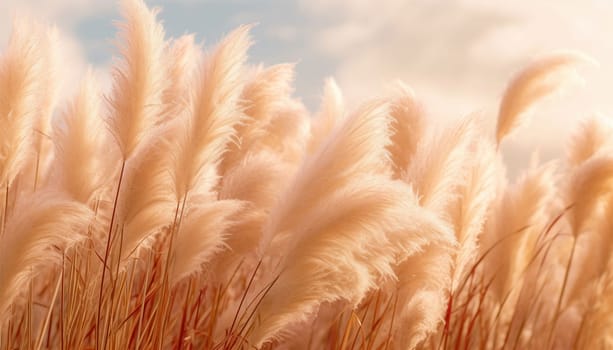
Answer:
565, 205, 613, 305
393, 245, 453, 349
215, 152, 290, 270
160, 34, 200, 123
567, 154, 613, 235
105, 0, 167, 160
450, 139, 498, 288
0, 192, 91, 321
220, 63, 295, 173
169, 26, 251, 199
567, 113, 613, 167
495, 51, 595, 144
386, 82, 425, 179
254, 102, 310, 165
52, 72, 114, 204
260, 100, 390, 253
482, 161, 558, 300
406, 115, 476, 216
115, 134, 176, 263
308, 78, 345, 153
0, 17, 45, 186
169, 200, 242, 286
27, 26, 61, 190
252, 177, 453, 346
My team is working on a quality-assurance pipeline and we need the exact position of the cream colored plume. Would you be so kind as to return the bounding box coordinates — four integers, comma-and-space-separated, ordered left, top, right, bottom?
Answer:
567, 154, 613, 235
393, 116, 477, 346
168, 26, 251, 200
308, 78, 345, 154
115, 138, 176, 263
406, 115, 477, 216
0, 192, 92, 321
160, 34, 200, 123
212, 152, 290, 275
392, 245, 453, 349
482, 161, 558, 300
169, 199, 242, 286
106, 0, 167, 160
28, 26, 61, 190
566, 203, 613, 305
52, 71, 114, 204
0, 17, 45, 186
255, 102, 310, 165
386, 82, 425, 179
450, 139, 498, 288
575, 279, 613, 349
567, 113, 613, 167
495, 51, 596, 145
260, 100, 390, 253
220, 63, 295, 173
251, 177, 453, 347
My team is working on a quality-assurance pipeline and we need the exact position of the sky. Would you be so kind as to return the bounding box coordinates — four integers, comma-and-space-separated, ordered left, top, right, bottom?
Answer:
1, 0, 613, 173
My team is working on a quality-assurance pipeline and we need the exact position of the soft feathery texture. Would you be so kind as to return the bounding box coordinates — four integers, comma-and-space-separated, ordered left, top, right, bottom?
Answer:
34, 26, 60, 138
567, 154, 613, 235
450, 139, 498, 289
4, 1, 613, 348
406, 115, 476, 217
254, 103, 310, 165
567, 113, 613, 167
209, 152, 291, 281
386, 82, 425, 180
260, 100, 391, 254
251, 176, 453, 347
0, 17, 45, 186
0, 192, 91, 321
308, 78, 346, 154
169, 199, 243, 286
220, 63, 295, 174
495, 51, 595, 145
52, 72, 114, 204
575, 279, 613, 349
115, 137, 176, 264
387, 116, 477, 348
160, 34, 199, 124
393, 246, 453, 349
105, 0, 167, 160
168, 26, 250, 200
482, 161, 558, 301
565, 204, 613, 306
26, 26, 61, 191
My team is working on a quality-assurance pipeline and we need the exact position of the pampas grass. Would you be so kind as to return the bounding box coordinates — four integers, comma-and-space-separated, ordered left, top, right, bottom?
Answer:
2, 1, 613, 349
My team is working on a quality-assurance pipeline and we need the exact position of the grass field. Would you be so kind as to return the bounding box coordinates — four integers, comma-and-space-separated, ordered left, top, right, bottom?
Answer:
0, 0, 611, 349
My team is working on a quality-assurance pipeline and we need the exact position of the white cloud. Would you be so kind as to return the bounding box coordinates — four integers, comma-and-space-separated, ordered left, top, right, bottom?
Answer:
301, 0, 613, 172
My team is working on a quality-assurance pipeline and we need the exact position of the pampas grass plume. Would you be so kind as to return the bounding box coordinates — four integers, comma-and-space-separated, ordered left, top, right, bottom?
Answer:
496, 51, 596, 145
